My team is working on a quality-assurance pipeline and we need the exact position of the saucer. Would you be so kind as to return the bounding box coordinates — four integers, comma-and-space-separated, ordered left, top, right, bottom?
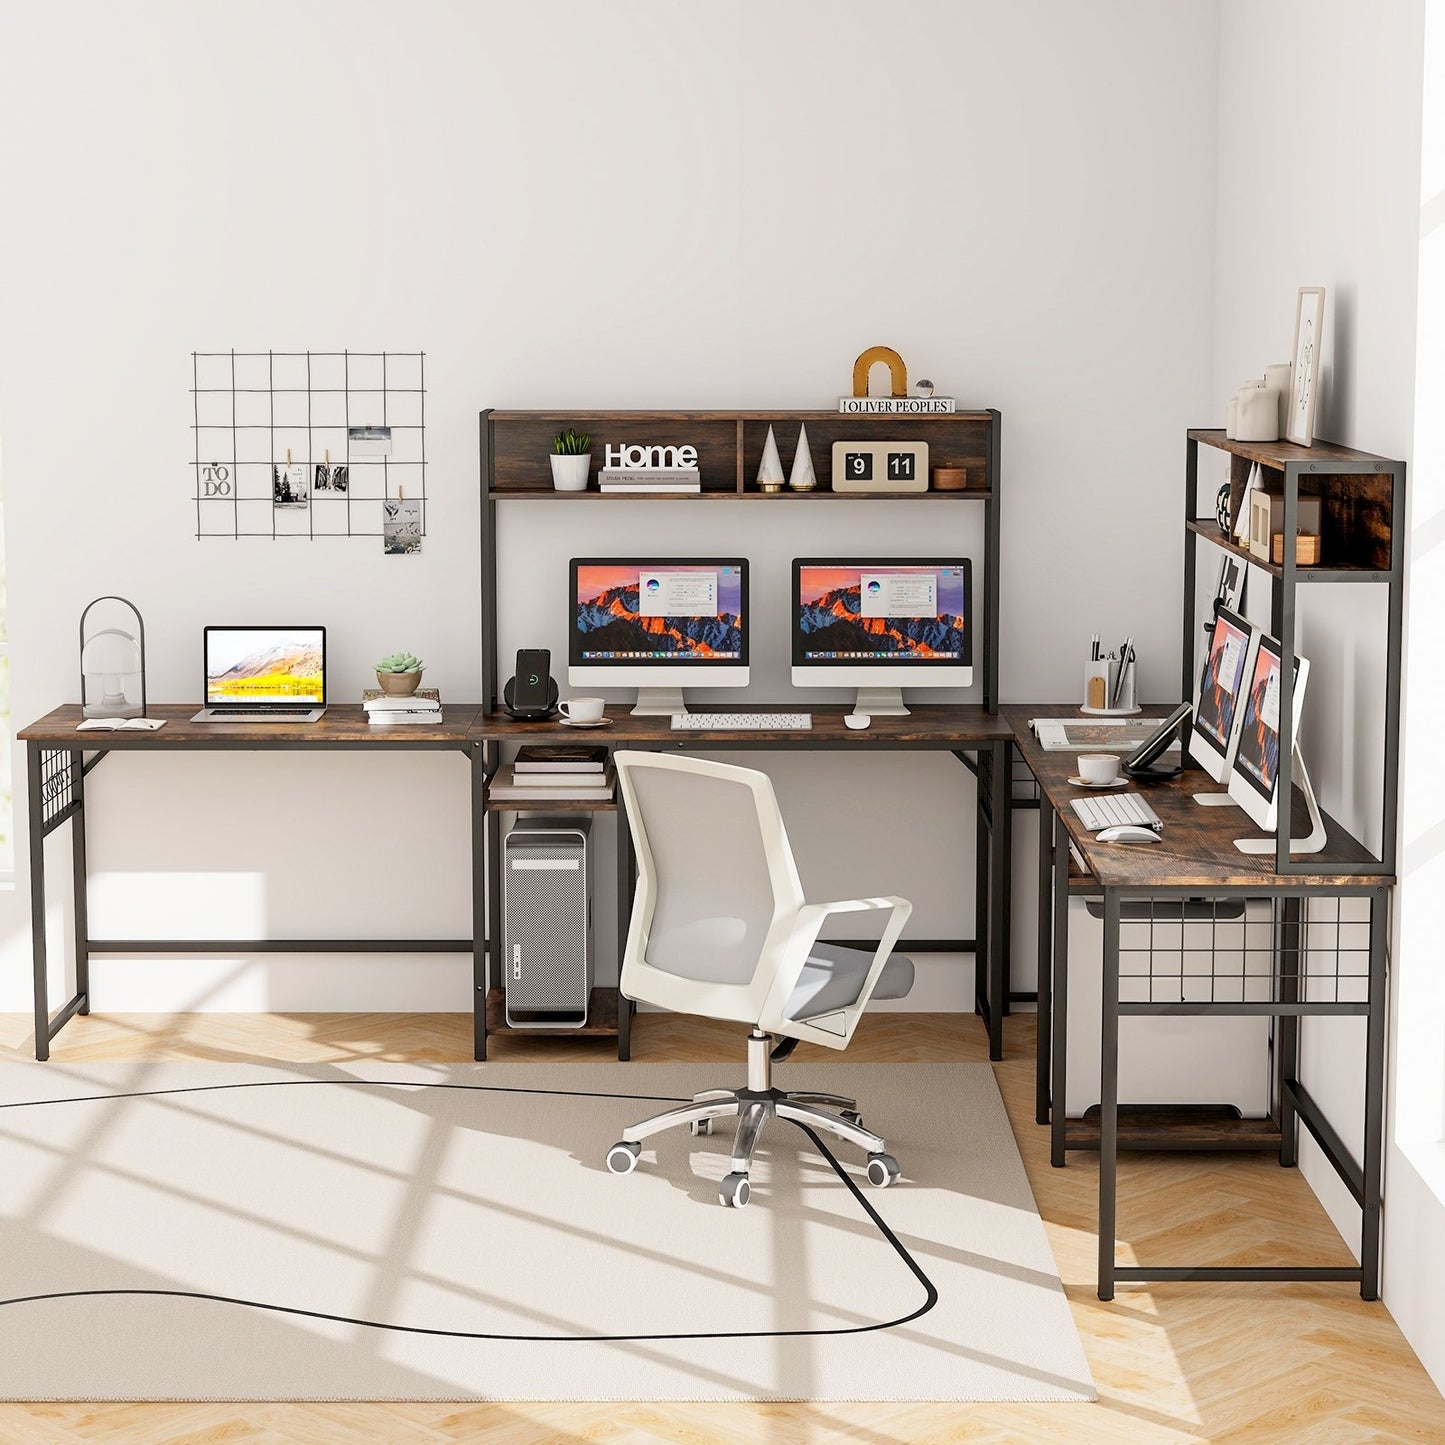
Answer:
1067, 775, 1127, 788
560, 717, 611, 729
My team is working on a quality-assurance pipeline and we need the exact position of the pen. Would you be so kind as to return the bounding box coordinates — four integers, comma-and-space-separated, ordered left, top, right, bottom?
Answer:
1111, 637, 1134, 707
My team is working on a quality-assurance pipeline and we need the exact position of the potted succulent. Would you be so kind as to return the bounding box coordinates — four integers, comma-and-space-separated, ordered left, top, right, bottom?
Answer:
550, 427, 592, 492
374, 650, 425, 696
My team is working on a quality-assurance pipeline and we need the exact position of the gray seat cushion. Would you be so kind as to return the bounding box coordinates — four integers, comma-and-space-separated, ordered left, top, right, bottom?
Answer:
784, 941, 915, 1022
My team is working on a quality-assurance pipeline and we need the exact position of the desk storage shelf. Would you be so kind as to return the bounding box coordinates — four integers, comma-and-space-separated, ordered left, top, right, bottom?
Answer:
476, 407, 1007, 1064
1183, 429, 1404, 874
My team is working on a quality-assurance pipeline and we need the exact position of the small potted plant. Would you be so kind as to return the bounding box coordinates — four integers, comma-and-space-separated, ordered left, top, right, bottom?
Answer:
374, 650, 425, 696
550, 427, 592, 492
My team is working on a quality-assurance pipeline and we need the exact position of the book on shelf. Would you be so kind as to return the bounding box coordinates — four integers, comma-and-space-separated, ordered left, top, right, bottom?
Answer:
487, 762, 615, 803
514, 744, 609, 773
598, 467, 702, 494
836, 396, 957, 414
363, 688, 441, 712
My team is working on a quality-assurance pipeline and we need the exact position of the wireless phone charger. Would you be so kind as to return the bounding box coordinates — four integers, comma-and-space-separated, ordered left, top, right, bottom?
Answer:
503, 673, 559, 721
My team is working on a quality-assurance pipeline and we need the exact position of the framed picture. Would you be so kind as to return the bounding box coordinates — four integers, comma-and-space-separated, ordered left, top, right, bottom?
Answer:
1286, 286, 1325, 446
1213, 553, 1246, 616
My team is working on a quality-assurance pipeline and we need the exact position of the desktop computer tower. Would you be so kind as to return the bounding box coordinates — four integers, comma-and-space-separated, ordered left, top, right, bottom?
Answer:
503, 816, 594, 1028
1062, 897, 1273, 1118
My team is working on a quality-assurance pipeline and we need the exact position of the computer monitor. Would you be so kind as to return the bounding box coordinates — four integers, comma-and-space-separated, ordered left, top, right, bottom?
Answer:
1228, 632, 1311, 834
1189, 606, 1260, 786
569, 558, 749, 715
791, 558, 973, 716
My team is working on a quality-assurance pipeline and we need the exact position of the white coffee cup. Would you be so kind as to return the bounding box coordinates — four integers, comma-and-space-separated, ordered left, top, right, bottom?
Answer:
558, 696, 606, 723
1077, 753, 1120, 785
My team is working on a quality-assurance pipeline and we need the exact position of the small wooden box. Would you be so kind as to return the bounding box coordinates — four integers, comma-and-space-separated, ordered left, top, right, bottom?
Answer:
1248, 490, 1322, 562
1271, 532, 1322, 566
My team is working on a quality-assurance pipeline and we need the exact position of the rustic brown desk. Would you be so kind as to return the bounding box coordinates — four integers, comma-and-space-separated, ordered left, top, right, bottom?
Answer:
19, 704, 484, 1062
1008, 704, 1391, 1301
469, 704, 1018, 1063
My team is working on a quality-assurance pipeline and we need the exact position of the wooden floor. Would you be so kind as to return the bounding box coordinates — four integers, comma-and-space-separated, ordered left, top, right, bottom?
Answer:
0, 1010, 1440, 1444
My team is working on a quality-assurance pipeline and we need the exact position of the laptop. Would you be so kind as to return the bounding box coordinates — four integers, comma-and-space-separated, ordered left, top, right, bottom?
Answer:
191, 626, 327, 723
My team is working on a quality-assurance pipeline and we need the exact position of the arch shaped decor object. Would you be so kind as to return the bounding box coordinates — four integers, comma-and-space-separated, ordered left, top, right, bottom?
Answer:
852, 346, 908, 399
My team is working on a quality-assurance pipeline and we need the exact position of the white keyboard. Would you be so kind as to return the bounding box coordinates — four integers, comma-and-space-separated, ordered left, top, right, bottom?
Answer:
670, 711, 812, 731
1070, 792, 1162, 833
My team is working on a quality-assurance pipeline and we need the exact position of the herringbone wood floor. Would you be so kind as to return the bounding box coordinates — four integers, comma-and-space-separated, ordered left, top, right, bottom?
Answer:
0, 1009, 1440, 1444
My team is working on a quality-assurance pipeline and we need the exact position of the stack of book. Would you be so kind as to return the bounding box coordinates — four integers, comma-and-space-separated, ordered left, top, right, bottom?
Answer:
598, 466, 701, 495
486, 744, 615, 803
364, 688, 442, 725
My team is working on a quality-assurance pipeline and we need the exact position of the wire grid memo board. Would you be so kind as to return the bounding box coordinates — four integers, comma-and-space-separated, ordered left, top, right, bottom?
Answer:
191, 351, 426, 542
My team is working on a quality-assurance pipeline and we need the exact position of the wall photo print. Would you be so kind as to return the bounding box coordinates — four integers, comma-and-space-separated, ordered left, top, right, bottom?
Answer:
314, 462, 348, 493
273, 461, 309, 509
383, 496, 422, 554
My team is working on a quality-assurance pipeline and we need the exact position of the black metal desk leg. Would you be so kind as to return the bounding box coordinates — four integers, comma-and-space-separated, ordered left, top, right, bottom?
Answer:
1036, 799, 1054, 1126
1360, 887, 1388, 1300
973, 748, 989, 1030
470, 745, 489, 1062
1277, 897, 1303, 1168
616, 800, 633, 1062
69, 751, 91, 1015
28, 745, 50, 1061
1098, 889, 1121, 1302
988, 739, 1012, 1058
1050, 811, 1070, 1168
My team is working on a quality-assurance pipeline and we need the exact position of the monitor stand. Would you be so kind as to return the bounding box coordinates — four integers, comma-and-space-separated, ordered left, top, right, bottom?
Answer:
852, 686, 909, 718
1234, 744, 1327, 855
1194, 791, 1238, 807
631, 686, 686, 717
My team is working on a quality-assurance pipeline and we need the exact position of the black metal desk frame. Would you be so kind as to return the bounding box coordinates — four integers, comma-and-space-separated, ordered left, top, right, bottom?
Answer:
25, 724, 483, 1062
472, 717, 1015, 1065
1035, 800, 1388, 1302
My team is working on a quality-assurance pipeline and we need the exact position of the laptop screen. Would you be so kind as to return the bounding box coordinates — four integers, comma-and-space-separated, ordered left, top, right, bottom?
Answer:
204, 627, 326, 706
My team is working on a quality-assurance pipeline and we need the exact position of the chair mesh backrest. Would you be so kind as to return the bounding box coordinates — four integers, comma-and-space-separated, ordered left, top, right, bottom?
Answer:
628, 763, 780, 985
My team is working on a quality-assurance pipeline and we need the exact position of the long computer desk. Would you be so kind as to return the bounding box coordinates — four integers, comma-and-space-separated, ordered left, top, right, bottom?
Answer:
1008, 704, 1391, 1301
470, 704, 1018, 1063
20, 701, 1019, 1068
18, 703, 483, 1061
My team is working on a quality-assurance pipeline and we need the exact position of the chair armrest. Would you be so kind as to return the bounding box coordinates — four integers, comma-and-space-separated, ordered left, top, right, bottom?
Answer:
757, 895, 913, 1048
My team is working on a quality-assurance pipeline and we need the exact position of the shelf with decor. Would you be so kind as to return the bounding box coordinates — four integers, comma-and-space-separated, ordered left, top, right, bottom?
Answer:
1183, 427, 1404, 876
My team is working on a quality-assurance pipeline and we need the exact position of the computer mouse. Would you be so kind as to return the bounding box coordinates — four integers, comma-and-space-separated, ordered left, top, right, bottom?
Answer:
844, 713, 872, 730
1096, 824, 1162, 844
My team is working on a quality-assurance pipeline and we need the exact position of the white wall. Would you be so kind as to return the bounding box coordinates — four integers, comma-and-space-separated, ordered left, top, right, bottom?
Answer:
0, 0, 1219, 1014
1213, 0, 1438, 1391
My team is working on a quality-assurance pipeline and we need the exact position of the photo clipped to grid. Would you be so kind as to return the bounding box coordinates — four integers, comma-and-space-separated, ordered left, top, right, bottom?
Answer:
191, 351, 426, 544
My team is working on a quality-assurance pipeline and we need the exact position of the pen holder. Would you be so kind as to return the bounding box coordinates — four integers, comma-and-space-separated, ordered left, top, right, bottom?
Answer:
1082, 659, 1139, 715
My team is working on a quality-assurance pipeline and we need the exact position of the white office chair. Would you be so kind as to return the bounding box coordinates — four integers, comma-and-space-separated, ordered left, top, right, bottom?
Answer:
606, 751, 915, 1208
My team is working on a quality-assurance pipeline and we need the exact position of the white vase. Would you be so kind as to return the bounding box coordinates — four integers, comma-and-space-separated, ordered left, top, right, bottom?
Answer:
550, 454, 591, 492
1264, 363, 1292, 434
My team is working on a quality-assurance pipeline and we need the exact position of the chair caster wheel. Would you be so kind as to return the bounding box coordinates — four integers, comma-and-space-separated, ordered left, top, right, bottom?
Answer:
866, 1152, 900, 1188
841, 1109, 864, 1128
719, 1172, 751, 1208
606, 1141, 641, 1175
690, 1118, 713, 1136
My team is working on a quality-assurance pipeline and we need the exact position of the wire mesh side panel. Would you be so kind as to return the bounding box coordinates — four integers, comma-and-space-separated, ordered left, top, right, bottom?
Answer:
1011, 755, 1041, 807
1112, 895, 1371, 1006
37, 749, 75, 832
191, 350, 426, 540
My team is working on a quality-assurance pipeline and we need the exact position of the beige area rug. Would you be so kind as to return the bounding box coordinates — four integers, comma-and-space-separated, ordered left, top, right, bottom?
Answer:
0, 1060, 1094, 1402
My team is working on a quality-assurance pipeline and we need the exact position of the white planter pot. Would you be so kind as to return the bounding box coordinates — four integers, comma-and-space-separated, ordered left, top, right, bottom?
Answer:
550, 454, 591, 492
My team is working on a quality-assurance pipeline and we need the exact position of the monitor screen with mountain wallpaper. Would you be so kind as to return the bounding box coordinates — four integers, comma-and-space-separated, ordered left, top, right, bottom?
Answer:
204, 627, 326, 705
568, 560, 750, 709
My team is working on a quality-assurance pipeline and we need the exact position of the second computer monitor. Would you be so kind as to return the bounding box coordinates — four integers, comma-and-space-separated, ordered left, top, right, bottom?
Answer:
1189, 606, 1260, 784
792, 558, 973, 716
569, 558, 749, 715
1229, 632, 1310, 833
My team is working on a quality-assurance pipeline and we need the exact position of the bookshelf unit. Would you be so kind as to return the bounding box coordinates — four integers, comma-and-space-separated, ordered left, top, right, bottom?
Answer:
1182, 428, 1405, 874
